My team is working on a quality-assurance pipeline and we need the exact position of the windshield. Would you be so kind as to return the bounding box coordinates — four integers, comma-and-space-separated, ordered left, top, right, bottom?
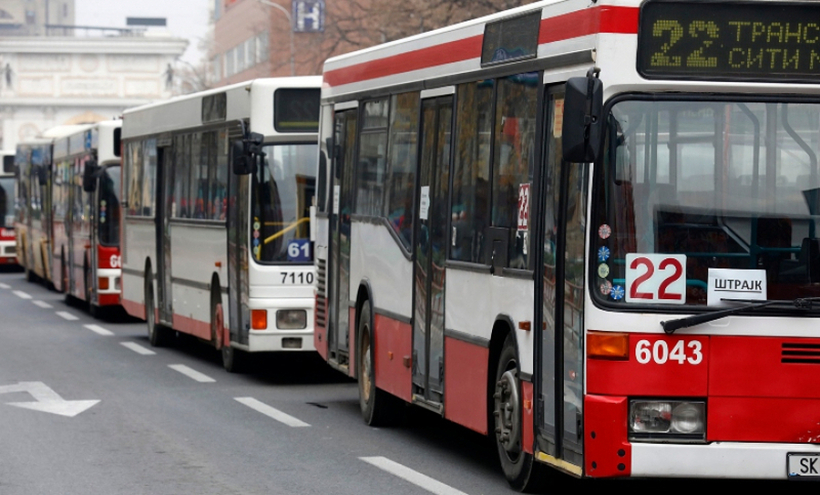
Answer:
0, 177, 14, 228
99, 166, 121, 247
251, 143, 317, 263
594, 98, 820, 308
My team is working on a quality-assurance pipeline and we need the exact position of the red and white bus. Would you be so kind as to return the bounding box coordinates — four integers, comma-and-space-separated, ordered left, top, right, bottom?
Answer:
51, 121, 123, 316
121, 77, 320, 372
15, 137, 55, 283
315, 0, 820, 488
0, 150, 17, 265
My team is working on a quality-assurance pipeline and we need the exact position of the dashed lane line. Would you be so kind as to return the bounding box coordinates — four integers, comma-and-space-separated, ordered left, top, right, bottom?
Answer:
120, 342, 156, 355
234, 397, 311, 428
168, 364, 216, 383
0, 283, 10, 289
84, 324, 114, 336
12, 290, 32, 300
360, 456, 469, 495
55, 311, 79, 321
32, 300, 53, 308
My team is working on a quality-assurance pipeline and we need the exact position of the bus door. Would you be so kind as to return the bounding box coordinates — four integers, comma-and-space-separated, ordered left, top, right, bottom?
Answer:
412, 95, 452, 406
228, 130, 250, 344
536, 87, 587, 469
328, 109, 357, 369
155, 143, 174, 325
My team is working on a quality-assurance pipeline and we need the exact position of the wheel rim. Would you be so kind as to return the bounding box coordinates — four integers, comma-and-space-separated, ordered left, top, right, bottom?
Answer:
360, 331, 372, 403
494, 368, 522, 460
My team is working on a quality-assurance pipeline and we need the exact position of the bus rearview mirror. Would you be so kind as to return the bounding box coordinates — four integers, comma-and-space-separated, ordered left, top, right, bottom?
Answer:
562, 74, 603, 163
82, 160, 99, 193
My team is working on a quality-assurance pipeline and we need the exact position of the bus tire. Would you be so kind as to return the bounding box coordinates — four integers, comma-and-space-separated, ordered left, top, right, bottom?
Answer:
85, 264, 100, 318
145, 268, 169, 347
358, 300, 397, 426
215, 289, 245, 373
493, 333, 549, 492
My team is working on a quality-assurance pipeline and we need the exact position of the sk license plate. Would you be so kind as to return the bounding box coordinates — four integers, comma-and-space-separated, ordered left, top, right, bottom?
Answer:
788, 453, 820, 478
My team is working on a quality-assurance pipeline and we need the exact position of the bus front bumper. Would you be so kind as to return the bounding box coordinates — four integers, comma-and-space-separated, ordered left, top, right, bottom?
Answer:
247, 297, 315, 352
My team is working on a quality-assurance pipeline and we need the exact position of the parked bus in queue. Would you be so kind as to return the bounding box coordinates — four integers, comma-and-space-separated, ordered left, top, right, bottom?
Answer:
314, 0, 820, 489
120, 77, 321, 372
0, 150, 17, 265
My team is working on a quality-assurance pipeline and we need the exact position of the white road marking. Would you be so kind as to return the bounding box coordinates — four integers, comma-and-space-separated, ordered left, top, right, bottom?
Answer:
12, 290, 31, 300
84, 324, 114, 336
360, 457, 469, 495
32, 300, 53, 308
234, 397, 310, 428
168, 364, 215, 383
120, 342, 156, 355
55, 311, 79, 321
0, 283, 10, 289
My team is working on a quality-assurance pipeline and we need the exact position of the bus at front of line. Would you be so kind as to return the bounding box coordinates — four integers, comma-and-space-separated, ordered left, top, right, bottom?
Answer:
314, 0, 820, 489
120, 77, 321, 372
0, 151, 17, 266
50, 121, 123, 317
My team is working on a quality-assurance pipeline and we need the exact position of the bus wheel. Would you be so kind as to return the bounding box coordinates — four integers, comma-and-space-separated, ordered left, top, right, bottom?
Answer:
493, 333, 548, 492
145, 271, 169, 347
358, 300, 396, 426
217, 302, 245, 373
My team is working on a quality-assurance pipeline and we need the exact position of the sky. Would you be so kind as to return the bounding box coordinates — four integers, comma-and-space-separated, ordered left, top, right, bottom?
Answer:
74, 0, 211, 64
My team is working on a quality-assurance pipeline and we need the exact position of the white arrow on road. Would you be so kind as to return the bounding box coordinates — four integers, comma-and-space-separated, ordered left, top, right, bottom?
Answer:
0, 382, 99, 417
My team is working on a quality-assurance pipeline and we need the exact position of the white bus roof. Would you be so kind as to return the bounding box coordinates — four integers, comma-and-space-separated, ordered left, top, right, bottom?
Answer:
122, 76, 322, 141
52, 120, 122, 166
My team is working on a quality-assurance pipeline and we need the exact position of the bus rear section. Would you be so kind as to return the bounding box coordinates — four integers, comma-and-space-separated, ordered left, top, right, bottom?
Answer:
120, 77, 321, 372
314, 0, 820, 489
51, 121, 123, 316
0, 152, 17, 265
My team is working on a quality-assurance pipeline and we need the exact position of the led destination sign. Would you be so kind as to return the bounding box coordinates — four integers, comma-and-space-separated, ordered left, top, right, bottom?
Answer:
638, 1, 820, 82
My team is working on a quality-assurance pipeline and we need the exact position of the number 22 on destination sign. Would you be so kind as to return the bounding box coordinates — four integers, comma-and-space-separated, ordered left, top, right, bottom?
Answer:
625, 254, 687, 304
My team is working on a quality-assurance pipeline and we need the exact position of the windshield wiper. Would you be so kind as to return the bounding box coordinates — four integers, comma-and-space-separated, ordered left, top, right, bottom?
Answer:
660, 297, 820, 334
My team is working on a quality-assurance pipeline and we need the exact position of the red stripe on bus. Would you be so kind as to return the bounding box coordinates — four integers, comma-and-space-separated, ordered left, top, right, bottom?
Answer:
538, 5, 638, 44
323, 35, 482, 88
173, 313, 211, 340
373, 313, 412, 402
98, 293, 121, 307
444, 336, 489, 435
314, 296, 328, 360
121, 298, 145, 321
708, 397, 820, 443
323, 6, 639, 88
521, 380, 534, 454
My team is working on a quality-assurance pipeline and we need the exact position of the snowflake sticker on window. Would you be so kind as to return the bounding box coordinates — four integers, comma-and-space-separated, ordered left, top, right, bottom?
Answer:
598, 224, 611, 240
610, 285, 625, 301
597, 246, 610, 263
599, 280, 613, 296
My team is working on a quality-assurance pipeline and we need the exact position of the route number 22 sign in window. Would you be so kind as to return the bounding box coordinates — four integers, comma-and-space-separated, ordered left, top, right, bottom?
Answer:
625, 254, 687, 304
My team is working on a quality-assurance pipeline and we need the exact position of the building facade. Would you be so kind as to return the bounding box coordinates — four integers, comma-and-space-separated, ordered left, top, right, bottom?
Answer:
0, 34, 187, 150
0, 0, 75, 36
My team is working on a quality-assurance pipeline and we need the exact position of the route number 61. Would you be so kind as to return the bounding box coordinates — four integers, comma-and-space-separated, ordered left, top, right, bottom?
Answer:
636, 339, 703, 365
625, 254, 686, 304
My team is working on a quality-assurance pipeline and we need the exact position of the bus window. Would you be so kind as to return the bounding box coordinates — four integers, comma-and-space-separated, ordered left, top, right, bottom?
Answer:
252, 142, 317, 263
451, 80, 493, 263
99, 166, 121, 247
386, 92, 420, 249
0, 176, 13, 228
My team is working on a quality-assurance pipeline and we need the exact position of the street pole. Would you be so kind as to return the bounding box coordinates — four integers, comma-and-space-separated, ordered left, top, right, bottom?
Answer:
257, 0, 295, 76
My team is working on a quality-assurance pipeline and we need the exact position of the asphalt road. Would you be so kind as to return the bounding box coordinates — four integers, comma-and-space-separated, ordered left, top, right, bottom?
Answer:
0, 268, 811, 494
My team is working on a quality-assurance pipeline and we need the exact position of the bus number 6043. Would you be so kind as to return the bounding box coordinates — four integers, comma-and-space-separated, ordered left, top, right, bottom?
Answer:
635, 339, 703, 365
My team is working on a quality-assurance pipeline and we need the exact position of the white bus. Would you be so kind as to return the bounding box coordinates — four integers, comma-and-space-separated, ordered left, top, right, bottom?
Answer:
121, 77, 321, 372
315, 0, 820, 489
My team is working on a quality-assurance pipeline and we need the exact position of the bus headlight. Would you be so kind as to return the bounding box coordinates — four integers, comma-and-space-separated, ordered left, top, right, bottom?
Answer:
276, 310, 307, 329
629, 400, 705, 442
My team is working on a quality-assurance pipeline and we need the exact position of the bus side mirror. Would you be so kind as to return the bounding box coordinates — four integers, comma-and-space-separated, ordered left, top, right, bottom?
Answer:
231, 132, 265, 175
232, 140, 252, 175
83, 160, 99, 193
37, 165, 48, 186
562, 72, 603, 163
